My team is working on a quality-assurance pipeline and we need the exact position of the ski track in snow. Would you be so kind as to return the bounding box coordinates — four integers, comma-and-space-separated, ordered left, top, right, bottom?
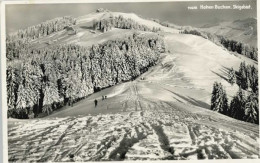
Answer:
8, 81, 259, 161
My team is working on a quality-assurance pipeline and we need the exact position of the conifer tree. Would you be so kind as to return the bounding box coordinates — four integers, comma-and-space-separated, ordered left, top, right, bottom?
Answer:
229, 88, 246, 120
7, 67, 17, 110
228, 68, 236, 85
244, 93, 259, 124
210, 82, 229, 114
238, 62, 248, 89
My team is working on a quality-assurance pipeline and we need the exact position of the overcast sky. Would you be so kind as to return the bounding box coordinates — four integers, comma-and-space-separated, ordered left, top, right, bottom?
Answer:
6, 0, 256, 34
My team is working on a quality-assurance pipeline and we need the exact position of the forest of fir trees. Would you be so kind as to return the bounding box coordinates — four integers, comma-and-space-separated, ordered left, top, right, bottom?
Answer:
7, 33, 165, 119
92, 15, 161, 33
6, 16, 77, 61
211, 62, 258, 124
6, 11, 166, 119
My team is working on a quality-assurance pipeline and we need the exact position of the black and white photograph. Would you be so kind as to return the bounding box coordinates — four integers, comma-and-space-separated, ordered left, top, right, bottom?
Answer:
0, 0, 259, 162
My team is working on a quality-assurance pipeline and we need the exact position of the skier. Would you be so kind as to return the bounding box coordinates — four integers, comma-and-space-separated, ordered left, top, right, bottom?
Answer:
94, 99, 98, 107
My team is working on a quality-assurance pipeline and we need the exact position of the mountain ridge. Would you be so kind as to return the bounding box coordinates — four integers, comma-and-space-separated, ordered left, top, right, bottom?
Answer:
199, 17, 257, 47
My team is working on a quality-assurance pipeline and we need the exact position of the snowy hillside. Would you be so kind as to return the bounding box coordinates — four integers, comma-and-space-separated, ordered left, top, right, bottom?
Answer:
7, 10, 259, 161
24, 11, 178, 51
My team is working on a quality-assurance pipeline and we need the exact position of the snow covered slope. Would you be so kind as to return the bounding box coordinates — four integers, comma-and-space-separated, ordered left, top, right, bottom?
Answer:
8, 11, 259, 161
8, 81, 259, 161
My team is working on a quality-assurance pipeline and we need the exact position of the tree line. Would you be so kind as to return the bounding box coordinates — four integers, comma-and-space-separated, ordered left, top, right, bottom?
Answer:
220, 37, 257, 61
181, 29, 258, 61
152, 19, 170, 27
211, 83, 258, 124
227, 62, 258, 93
211, 62, 258, 124
7, 33, 165, 119
181, 29, 208, 39
235, 62, 258, 93
93, 15, 161, 33
6, 16, 76, 61
7, 16, 76, 42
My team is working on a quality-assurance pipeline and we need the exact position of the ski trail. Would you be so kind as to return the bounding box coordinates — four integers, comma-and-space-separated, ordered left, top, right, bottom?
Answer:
38, 118, 77, 162
8, 85, 259, 161
150, 124, 174, 159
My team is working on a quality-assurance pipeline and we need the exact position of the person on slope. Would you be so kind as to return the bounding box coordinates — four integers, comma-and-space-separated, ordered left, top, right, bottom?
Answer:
94, 99, 98, 107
